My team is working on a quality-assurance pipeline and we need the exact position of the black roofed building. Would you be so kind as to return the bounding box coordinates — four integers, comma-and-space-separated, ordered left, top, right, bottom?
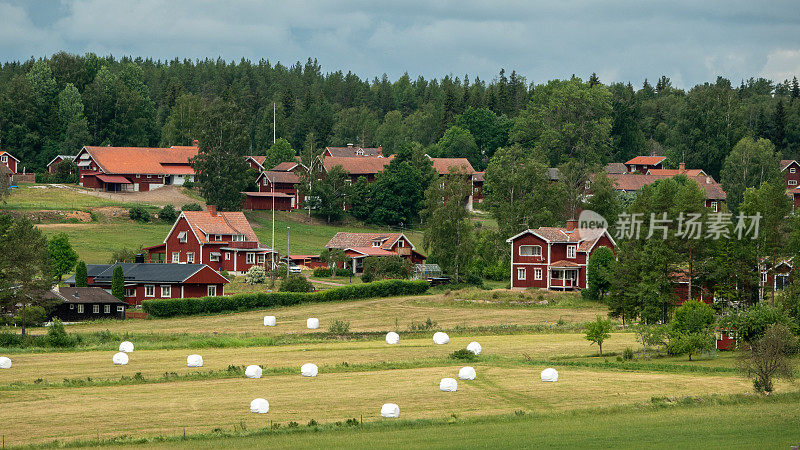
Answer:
46, 287, 127, 321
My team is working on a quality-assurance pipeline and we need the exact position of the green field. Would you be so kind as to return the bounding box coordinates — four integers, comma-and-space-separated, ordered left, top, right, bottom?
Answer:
1, 185, 148, 211
38, 222, 173, 263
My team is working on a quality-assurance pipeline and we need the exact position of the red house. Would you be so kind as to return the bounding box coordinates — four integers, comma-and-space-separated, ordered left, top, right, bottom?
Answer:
325, 232, 425, 273
647, 162, 706, 177
46, 155, 76, 173
245, 170, 303, 211
0, 151, 20, 174
781, 160, 800, 189
145, 206, 277, 275
759, 258, 793, 300
64, 263, 229, 306
472, 172, 484, 205
320, 155, 393, 183
76, 144, 198, 192
323, 144, 383, 157
624, 156, 666, 174
506, 220, 616, 290
607, 173, 727, 212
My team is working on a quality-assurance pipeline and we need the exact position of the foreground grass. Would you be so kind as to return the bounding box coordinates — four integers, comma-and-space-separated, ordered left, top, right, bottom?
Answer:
37, 222, 172, 263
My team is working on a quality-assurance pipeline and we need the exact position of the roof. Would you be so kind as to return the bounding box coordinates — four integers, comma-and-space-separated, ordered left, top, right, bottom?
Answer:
179, 211, 260, 244
607, 173, 727, 200
79, 146, 198, 175
47, 155, 76, 167
71, 263, 226, 284
246, 156, 267, 169
346, 247, 398, 257
781, 160, 798, 171
45, 287, 126, 305
0, 151, 20, 162
429, 158, 475, 175
625, 156, 666, 166
244, 191, 291, 198
472, 172, 484, 182
272, 161, 306, 172
257, 170, 300, 184
605, 162, 628, 174
506, 226, 616, 253
325, 232, 413, 251
647, 168, 706, 177
321, 156, 393, 175
96, 174, 132, 184
549, 260, 582, 268
325, 146, 383, 157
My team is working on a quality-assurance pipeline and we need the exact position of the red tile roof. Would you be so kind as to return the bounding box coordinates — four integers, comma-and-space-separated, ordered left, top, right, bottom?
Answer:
325, 232, 408, 251
346, 247, 398, 257
181, 211, 260, 244
321, 156, 393, 175
647, 168, 706, 177
607, 174, 726, 200
605, 162, 628, 174
246, 156, 267, 168
549, 260, 582, 268
244, 192, 292, 198
257, 170, 300, 184
325, 146, 383, 157
430, 158, 475, 175
625, 156, 666, 166
272, 161, 305, 171
472, 171, 484, 182
81, 146, 197, 175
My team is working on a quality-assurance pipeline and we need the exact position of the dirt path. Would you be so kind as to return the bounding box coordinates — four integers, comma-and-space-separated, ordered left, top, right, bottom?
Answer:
56, 184, 204, 207
303, 274, 344, 286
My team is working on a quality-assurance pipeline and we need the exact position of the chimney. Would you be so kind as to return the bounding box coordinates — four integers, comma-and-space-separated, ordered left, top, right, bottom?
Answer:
192, 139, 199, 147
679, 162, 685, 172
208, 205, 217, 216
378, 146, 383, 155
566, 219, 578, 231
135, 253, 145, 264
347, 143, 353, 148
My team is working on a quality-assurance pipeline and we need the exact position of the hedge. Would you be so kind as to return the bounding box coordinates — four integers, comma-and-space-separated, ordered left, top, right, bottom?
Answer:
142, 279, 430, 318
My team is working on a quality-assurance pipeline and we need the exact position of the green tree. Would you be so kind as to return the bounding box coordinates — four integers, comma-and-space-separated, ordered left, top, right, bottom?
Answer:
739, 323, 797, 394
368, 158, 428, 225
48, 233, 78, 282
319, 248, 350, 277
430, 126, 481, 170
720, 137, 781, 212
720, 303, 791, 344
672, 300, 715, 334
158, 204, 178, 223
111, 265, 124, 300
454, 107, 511, 163
586, 171, 622, 228
161, 93, 204, 147
74, 260, 88, 287
331, 106, 379, 147
585, 247, 616, 301
56, 83, 90, 155
584, 316, 613, 356
303, 165, 349, 223
262, 138, 296, 171
422, 169, 474, 282
375, 110, 406, 156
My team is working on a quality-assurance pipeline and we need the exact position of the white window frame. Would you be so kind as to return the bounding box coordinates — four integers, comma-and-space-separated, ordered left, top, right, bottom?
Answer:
257, 254, 265, 264
711, 201, 718, 212
172, 252, 180, 263
144, 285, 155, 297
210, 252, 220, 262
789, 180, 798, 186
519, 245, 542, 257
791, 167, 796, 174
372, 241, 380, 247
214, 234, 222, 242
207, 285, 217, 296
187, 252, 195, 263
225, 252, 231, 260
93, 304, 99, 314
77, 304, 84, 313
161, 285, 171, 297
246, 253, 255, 264
567, 245, 576, 259
232, 235, 244, 242
117, 306, 125, 312
517, 267, 526, 280
1, 156, 6, 163
124, 288, 135, 297
398, 240, 405, 248
761, 272, 768, 284
534, 268, 543, 280
178, 231, 187, 243
104, 305, 110, 314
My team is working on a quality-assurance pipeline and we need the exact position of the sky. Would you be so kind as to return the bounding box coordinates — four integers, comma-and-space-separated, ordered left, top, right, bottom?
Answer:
1, 0, 799, 88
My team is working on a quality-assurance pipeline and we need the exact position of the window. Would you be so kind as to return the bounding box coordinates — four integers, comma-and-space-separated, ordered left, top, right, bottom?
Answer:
145, 285, 155, 297
247, 253, 255, 264
519, 245, 542, 257
534, 268, 543, 280
517, 267, 526, 280
398, 240, 405, 248
711, 201, 718, 212
104, 305, 110, 314
93, 305, 99, 314
257, 254, 265, 264
214, 234, 222, 242
1, 155, 6, 162
161, 285, 171, 297
172, 252, 180, 263
567, 245, 576, 259
232, 235, 244, 242
790, 180, 798, 186
117, 306, 125, 312
225, 252, 231, 260
210, 252, 220, 262
70, 304, 74, 310
124, 288, 135, 297
207, 285, 217, 296
372, 241, 380, 247
187, 252, 194, 263
178, 231, 187, 243
77, 304, 84, 313
761, 272, 768, 284
791, 167, 796, 174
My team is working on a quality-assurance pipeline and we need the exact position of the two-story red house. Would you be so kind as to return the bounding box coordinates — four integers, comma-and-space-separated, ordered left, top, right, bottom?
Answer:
325, 232, 425, 273
243, 161, 308, 211
323, 144, 383, 157
607, 173, 727, 212
145, 206, 277, 275
624, 156, 666, 174
0, 151, 20, 174
781, 160, 800, 190
76, 144, 198, 192
320, 156, 393, 184
506, 221, 616, 290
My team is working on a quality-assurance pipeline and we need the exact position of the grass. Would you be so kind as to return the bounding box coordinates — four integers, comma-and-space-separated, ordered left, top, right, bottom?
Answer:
37, 222, 172, 263
1, 184, 148, 211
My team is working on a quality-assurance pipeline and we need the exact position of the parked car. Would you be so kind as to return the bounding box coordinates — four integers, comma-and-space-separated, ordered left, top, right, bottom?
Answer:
289, 262, 302, 274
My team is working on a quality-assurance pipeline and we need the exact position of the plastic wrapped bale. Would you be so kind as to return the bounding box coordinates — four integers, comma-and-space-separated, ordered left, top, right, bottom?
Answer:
245, 365, 263, 379
119, 341, 134, 353
250, 398, 270, 414
466, 341, 482, 355
381, 403, 400, 418
439, 377, 458, 392
432, 332, 450, 345
0, 357, 11, 369
541, 368, 559, 382
385, 332, 400, 345
264, 316, 277, 326
307, 318, 319, 329
301, 363, 318, 377
458, 366, 476, 380
112, 352, 129, 365
187, 354, 203, 367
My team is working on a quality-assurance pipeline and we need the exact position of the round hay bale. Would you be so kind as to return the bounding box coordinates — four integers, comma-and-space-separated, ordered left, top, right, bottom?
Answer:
250, 398, 269, 414
541, 367, 559, 382
112, 352, 129, 365
380, 403, 400, 418
385, 331, 400, 345
0, 357, 11, 369
187, 354, 203, 367
245, 365, 262, 379
432, 332, 449, 345
466, 341, 482, 355
301, 363, 318, 377
264, 316, 276, 326
458, 366, 476, 380
439, 377, 458, 392
307, 318, 319, 329
118, 341, 134, 353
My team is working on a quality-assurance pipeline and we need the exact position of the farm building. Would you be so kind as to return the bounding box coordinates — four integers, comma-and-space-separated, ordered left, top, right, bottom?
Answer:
323, 144, 383, 157
244, 170, 303, 211
0, 150, 20, 174
606, 173, 727, 211
624, 155, 666, 174
325, 232, 425, 273
46, 155, 76, 173
781, 159, 800, 189
64, 262, 228, 306
507, 220, 616, 290
45, 287, 127, 321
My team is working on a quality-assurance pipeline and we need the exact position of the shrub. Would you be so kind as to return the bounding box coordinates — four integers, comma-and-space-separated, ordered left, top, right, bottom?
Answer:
409, 317, 438, 331
740, 323, 798, 394
328, 319, 350, 334
14, 305, 49, 327
362, 256, 412, 281
280, 274, 313, 292
720, 303, 792, 343
244, 266, 266, 284
128, 205, 151, 223
181, 203, 203, 211
449, 349, 476, 360
0, 332, 24, 347
361, 271, 374, 283
672, 301, 715, 334
313, 268, 332, 278
182, 181, 195, 189
623, 347, 635, 360
46, 319, 77, 348
158, 204, 178, 223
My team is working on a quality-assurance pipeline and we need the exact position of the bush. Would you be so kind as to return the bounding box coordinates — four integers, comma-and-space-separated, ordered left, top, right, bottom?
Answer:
142, 280, 431, 318
0, 332, 24, 347
280, 274, 314, 292
128, 205, 151, 223
409, 317, 438, 331
720, 303, 792, 343
182, 181, 195, 189
623, 347, 635, 360
360, 271, 374, 283
244, 266, 266, 284
13, 305, 49, 327
313, 268, 332, 278
328, 319, 350, 334
220, 270, 230, 280
46, 319, 78, 348
158, 204, 178, 223
181, 203, 203, 211
449, 349, 476, 360
362, 256, 412, 281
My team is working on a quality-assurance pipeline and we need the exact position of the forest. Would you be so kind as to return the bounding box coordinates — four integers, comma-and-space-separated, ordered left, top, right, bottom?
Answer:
1, 52, 799, 179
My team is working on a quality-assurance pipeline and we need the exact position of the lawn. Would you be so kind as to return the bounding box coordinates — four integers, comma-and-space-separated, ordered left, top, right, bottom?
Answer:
1, 184, 146, 211
37, 222, 173, 263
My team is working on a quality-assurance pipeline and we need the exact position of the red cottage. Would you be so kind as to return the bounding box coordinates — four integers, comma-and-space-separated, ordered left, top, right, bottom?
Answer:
243, 162, 308, 211
0, 151, 20, 174
781, 160, 800, 190
472, 172, 484, 205
506, 221, 616, 290
319, 155, 393, 184
624, 156, 666, 174
759, 258, 793, 300
64, 263, 229, 306
323, 144, 383, 157
145, 206, 277, 275
76, 144, 198, 192
325, 232, 425, 273
46, 155, 76, 173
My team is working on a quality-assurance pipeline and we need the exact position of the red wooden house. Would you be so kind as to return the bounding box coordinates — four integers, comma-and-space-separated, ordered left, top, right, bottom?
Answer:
624, 156, 666, 174
472, 172, 484, 205
506, 220, 616, 290
670, 270, 712, 305
145, 206, 277, 275
320, 155, 393, 184
325, 232, 425, 273
323, 144, 383, 157
64, 263, 229, 306
76, 144, 198, 192
607, 173, 727, 212
244, 161, 308, 211
759, 258, 793, 300
0, 151, 20, 174
780, 160, 800, 189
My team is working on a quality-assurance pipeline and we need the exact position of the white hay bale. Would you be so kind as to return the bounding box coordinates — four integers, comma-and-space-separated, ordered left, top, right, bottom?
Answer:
245, 365, 262, 378
541, 367, 559, 382
307, 318, 319, 329
466, 341, 482, 355
187, 354, 203, 367
439, 377, 458, 392
458, 366, 476, 380
380, 403, 400, 418
432, 332, 449, 345
264, 316, 276, 326
119, 341, 134, 353
385, 331, 400, 345
112, 352, 129, 365
301, 363, 318, 377
0, 357, 11, 369
250, 398, 269, 414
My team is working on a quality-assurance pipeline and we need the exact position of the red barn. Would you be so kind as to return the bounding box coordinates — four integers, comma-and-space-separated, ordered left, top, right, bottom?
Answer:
76, 144, 197, 192
145, 206, 277, 275
64, 263, 228, 306
506, 220, 616, 290
324, 232, 425, 273
0, 151, 20, 174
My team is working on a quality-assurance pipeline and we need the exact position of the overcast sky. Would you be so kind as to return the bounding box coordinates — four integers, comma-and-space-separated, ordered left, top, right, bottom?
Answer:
1, 0, 799, 88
